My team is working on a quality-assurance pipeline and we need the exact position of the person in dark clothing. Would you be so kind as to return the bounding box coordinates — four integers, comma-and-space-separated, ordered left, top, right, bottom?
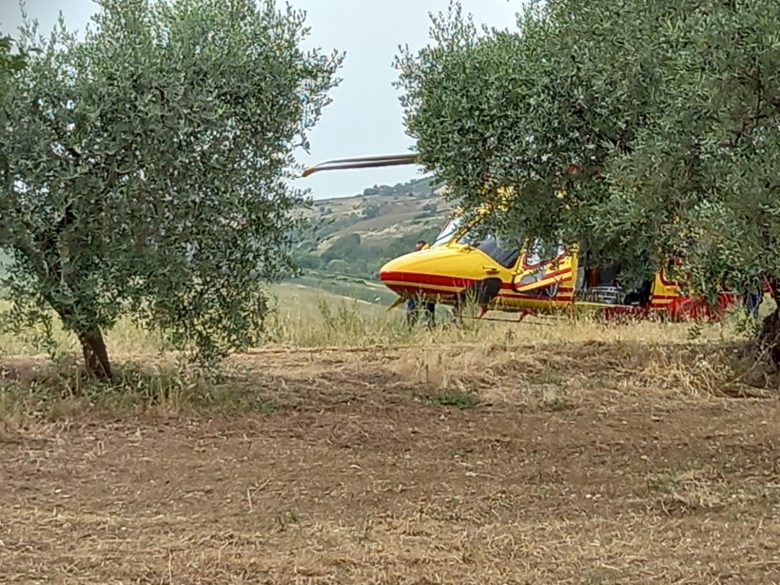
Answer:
406, 240, 436, 328
743, 277, 764, 319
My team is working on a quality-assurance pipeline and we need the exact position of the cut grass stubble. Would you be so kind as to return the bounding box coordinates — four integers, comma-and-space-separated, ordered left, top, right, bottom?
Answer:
2, 285, 780, 585
0, 284, 777, 423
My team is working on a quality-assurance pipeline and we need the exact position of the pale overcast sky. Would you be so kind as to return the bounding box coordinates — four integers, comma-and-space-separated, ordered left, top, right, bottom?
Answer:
0, 0, 520, 199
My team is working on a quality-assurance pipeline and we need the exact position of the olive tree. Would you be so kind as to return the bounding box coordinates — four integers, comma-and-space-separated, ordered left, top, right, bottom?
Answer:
394, 1, 649, 268
396, 0, 780, 345
0, 0, 342, 377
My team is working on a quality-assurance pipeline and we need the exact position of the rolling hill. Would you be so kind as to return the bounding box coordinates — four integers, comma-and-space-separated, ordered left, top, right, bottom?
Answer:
294, 175, 454, 278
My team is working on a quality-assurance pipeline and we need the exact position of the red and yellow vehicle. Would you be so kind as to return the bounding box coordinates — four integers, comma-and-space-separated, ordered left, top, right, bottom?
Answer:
378, 207, 742, 321
304, 154, 742, 322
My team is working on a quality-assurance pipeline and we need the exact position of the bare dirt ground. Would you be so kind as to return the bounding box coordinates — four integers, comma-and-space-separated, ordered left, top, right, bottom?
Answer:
2, 344, 779, 584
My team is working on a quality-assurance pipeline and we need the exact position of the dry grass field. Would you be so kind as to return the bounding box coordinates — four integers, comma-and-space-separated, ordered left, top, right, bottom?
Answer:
1, 285, 779, 584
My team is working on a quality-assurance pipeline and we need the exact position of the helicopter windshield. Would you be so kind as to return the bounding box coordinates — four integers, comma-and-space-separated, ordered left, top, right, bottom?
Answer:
432, 215, 464, 247
460, 231, 522, 269
432, 211, 521, 268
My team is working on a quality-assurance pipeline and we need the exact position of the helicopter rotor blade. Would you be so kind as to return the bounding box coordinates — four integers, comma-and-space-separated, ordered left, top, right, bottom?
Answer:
302, 153, 419, 177
315, 153, 418, 164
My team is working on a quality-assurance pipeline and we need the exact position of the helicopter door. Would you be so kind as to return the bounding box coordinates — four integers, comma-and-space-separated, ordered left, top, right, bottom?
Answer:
512, 240, 574, 293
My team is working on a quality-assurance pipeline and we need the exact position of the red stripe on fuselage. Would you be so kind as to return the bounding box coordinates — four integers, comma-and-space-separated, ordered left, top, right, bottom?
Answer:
380, 271, 475, 288
379, 270, 574, 291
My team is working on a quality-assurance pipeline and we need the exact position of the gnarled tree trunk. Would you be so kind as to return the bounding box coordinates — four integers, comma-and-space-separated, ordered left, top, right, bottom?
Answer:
76, 326, 113, 379
757, 277, 780, 365
48, 296, 114, 380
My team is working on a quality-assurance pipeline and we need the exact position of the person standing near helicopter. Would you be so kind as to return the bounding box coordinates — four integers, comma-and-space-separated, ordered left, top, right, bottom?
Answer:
742, 275, 766, 319
406, 240, 436, 328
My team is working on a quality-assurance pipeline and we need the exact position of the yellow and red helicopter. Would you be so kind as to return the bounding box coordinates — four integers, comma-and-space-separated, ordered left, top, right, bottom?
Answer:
303, 153, 744, 322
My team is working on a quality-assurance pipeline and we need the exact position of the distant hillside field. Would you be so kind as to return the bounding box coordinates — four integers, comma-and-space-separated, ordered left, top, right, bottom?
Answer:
294, 176, 453, 279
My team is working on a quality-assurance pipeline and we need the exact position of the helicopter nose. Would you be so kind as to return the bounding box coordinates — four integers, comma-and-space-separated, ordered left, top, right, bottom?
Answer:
378, 250, 462, 298
378, 255, 403, 283
378, 257, 406, 286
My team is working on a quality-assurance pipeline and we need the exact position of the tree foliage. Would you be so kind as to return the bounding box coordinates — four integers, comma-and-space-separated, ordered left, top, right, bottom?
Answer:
0, 34, 25, 190
395, 0, 780, 297
0, 0, 342, 377
0, 35, 25, 97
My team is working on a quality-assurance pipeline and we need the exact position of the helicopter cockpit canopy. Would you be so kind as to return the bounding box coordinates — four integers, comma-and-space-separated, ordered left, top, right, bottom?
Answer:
432, 211, 523, 269
460, 231, 523, 269
432, 215, 464, 247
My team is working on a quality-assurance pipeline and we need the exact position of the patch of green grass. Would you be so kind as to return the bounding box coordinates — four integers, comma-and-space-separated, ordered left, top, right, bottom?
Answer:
583, 568, 625, 584
257, 399, 278, 413
273, 510, 301, 531
542, 396, 575, 412
432, 388, 480, 410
